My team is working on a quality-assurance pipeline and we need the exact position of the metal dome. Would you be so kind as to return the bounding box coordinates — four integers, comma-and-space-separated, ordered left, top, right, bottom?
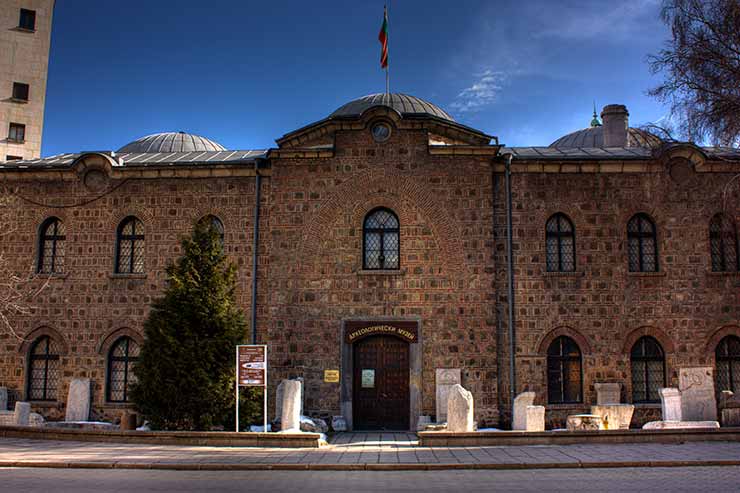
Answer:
549, 126, 662, 148
117, 132, 227, 153
330, 93, 455, 121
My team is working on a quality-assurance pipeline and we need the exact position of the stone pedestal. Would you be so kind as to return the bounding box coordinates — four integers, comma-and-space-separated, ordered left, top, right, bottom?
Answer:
446, 384, 474, 432
659, 388, 682, 421
512, 391, 535, 430
594, 383, 621, 405
279, 380, 302, 432
65, 378, 92, 422
679, 367, 717, 421
642, 420, 720, 430
0, 387, 7, 411
120, 411, 137, 431
435, 369, 461, 423
566, 414, 604, 431
14, 401, 30, 425
591, 404, 635, 430
525, 405, 545, 432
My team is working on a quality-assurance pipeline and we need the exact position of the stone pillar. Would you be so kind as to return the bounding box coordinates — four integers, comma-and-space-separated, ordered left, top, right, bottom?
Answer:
280, 380, 302, 432
525, 405, 545, 432
446, 384, 474, 432
14, 402, 30, 426
65, 378, 92, 422
512, 391, 535, 430
659, 388, 682, 421
276, 378, 304, 422
0, 387, 7, 411
594, 383, 621, 405
679, 367, 717, 421
601, 104, 629, 147
435, 368, 461, 423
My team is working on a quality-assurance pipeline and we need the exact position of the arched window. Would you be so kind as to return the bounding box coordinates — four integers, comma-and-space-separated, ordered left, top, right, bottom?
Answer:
37, 217, 65, 274
198, 215, 225, 247
547, 336, 582, 404
115, 216, 145, 274
546, 213, 575, 272
106, 337, 140, 403
363, 208, 400, 270
716, 335, 740, 393
709, 213, 739, 272
630, 336, 665, 403
27, 336, 61, 401
627, 213, 659, 272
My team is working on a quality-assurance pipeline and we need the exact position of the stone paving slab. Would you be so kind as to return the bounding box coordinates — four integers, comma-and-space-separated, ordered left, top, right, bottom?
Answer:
0, 434, 739, 470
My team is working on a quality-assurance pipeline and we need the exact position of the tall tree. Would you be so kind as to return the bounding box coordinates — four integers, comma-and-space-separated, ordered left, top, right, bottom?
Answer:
130, 220, 246, 430
649, 0, 740, 146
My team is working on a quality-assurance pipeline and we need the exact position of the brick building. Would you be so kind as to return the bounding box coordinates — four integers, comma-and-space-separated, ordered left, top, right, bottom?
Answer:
0, 94, 738, 429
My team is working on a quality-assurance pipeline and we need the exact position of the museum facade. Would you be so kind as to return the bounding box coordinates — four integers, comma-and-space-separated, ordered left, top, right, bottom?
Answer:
0, 93, 739, 429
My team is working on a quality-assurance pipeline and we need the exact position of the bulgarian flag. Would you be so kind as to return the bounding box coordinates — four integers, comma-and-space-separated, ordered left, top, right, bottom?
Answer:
378, 6, 388, 69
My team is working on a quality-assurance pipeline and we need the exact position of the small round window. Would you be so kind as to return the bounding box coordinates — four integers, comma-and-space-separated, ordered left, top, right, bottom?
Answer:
371, 122, 392, 142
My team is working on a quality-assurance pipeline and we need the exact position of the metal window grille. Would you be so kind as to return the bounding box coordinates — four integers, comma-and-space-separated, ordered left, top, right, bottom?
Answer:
27, 336, 60, 401
116, 217, 145, 273
199, 215, 225, 248
38, 218, 65, 274
630, 336, 665, 403
709, 214, 739, 272
627, 214, 658, 272
363, 208, 400, 270
716, 335, 740, 393
106, 337, 140, 402
547, 336, 582, 404
546, 213, 575, 272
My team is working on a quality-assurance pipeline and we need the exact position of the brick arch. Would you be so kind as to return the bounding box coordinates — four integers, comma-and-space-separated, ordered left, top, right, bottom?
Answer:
104, 205, 155, 233
536, 326, 592, 355
705, 325, 740, 355
621, 326, 675, 355
18, 326, 69, 355
97, 327, 144, 356
297, 168, 469, 277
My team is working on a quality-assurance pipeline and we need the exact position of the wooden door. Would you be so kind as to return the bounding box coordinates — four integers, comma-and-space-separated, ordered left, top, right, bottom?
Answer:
353, 335, 410, 430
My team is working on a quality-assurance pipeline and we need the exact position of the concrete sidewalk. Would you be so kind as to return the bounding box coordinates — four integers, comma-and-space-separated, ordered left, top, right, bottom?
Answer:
1, 433, 739, 471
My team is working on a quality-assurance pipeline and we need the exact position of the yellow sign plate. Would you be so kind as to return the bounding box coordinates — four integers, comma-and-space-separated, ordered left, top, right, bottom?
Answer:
324, 369, 340, 383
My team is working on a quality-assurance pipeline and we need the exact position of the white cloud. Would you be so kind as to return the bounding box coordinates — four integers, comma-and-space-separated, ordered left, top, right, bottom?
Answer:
449, 70, 507, 114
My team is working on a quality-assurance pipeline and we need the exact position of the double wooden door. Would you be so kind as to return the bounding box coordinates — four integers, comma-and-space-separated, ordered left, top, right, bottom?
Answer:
352, 335, 410, 430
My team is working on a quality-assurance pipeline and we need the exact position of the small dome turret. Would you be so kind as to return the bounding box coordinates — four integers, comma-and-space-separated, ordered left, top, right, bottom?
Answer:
118, 132, 227, 153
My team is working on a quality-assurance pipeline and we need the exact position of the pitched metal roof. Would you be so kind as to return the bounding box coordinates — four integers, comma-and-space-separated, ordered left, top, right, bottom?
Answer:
330, 93, 455, 121
117, 132, 227, 153
0, 150, 266, 169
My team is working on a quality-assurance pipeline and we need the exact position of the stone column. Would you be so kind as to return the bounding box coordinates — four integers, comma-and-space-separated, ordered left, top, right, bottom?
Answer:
679, 367, 717, 421
14, 402, 30, 426
659, 388, 682, 421
525, 406, 545, 432
280, 380, 302, 432
435, 369, 461, 423
594, 383, 621, 405
65, 378, 92, 422
446, 384, 474, 432
512, 391, 535, 430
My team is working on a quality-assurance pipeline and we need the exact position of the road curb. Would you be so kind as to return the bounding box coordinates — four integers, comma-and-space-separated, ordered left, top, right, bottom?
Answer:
1, 460, 739, 471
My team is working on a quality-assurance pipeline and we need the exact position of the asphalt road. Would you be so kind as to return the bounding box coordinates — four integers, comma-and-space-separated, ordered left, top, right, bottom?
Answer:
3, 466, 740, 492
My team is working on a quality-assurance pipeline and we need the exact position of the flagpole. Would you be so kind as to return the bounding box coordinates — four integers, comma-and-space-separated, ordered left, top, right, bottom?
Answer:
386, 1, 390, 94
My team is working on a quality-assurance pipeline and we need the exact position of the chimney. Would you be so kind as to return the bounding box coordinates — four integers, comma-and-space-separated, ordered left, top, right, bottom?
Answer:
601, 104, 629, 147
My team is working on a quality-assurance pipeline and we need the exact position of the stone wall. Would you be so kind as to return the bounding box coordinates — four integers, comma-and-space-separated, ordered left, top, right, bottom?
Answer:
0, 173, 262, 421
265, 127, 499, 426
492, 166, 740, 428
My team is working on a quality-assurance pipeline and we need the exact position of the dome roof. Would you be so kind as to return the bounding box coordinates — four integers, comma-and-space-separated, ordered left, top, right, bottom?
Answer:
330, 93, 454, 121
117, 132, 227, 153
549, 126, 661, 148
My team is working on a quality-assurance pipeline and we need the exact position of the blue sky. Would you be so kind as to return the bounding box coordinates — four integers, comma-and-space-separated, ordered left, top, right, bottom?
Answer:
42, 0, 669, 155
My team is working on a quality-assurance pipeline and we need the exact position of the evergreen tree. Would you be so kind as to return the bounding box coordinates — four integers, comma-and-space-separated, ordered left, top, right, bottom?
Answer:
130, 220, 246, 430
